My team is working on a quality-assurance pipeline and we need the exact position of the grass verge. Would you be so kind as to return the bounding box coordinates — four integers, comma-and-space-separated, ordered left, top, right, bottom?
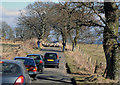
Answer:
64, 44, 117, 83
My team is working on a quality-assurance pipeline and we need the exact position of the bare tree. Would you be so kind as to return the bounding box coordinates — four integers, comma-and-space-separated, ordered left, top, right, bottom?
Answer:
50, 2, 101, 51
0, 22, 15, 39
17, 2, 54, 40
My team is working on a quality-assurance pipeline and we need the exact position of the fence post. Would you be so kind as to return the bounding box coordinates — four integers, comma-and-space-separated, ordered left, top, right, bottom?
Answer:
88, 57, 91, 63
94, 60, 98, 73
79, 46, 80, 51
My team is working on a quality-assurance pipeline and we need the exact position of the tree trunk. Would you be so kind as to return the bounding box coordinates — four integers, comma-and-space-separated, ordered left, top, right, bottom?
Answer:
68, 31, 75, 51
72, 41, 75, 51
68, 28, 79, 51
72, 28, 79, 51
62, 38, 66, 52
61, 31, 66, 52
104, 2, 120, 80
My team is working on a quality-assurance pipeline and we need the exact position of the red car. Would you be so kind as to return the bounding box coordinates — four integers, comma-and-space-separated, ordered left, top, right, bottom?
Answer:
14, 57, 38, 79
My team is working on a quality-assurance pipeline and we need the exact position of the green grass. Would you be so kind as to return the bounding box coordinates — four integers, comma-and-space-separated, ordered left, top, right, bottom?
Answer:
78, 44, 106, 64
65, 44, 108, 83
65, 44, 106, 74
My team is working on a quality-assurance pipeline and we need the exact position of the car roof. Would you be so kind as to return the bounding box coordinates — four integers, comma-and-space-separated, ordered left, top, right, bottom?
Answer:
1, 60, 26, 76
14, 57, 34, 60
1, 60, 22, 65
45, 52, 57, 54
14, 57, 36, 65
27, 54, 41, 56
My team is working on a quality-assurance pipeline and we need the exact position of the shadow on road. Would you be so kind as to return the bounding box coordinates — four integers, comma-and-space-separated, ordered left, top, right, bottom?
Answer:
40, 48, 63, 52
44, 66, 56, 68
37, 76, 72, 84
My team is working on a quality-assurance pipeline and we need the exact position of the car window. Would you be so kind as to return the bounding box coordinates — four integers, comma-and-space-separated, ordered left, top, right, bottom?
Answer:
0, 62, 21, 75
27, 55, 42, 60
21, 63, 29, 74
15, 58, 35, 66
45, 53, 57, 59
41, 55, 43, 58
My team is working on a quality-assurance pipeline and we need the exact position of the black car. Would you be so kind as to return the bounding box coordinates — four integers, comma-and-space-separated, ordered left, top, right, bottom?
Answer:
14, 57, 38, 79
26, 54, 44, 72
0, 60, 31, 85
44, 52, 60, 68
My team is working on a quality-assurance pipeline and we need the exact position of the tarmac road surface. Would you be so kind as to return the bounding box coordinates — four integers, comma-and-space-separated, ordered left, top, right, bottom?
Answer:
31, 47, 73, 84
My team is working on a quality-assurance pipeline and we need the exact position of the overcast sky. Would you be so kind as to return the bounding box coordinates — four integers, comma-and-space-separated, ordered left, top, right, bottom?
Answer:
0, 2, 31, 28
0, 0, 59, 28
0, 0, 119, 28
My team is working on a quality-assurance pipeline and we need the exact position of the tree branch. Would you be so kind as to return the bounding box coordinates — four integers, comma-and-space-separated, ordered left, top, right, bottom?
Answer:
81, 2, 106, 26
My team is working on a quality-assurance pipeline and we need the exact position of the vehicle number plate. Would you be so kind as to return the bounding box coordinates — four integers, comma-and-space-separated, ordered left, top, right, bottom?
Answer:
47, 59, 54, 61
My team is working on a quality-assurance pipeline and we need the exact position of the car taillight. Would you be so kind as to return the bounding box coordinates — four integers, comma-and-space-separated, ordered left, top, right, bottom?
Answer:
0, 61, 4, 63
14, 75, 24, 85
57, 55, 59, 59
33, 67, 37, 72
39, 60, 43, 64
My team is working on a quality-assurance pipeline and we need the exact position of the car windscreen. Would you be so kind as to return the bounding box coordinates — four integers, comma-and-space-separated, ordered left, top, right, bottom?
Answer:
27, 55, 42, 60
45, 53, 57, 60
15, 58, 35, 66
0, 62, 21, 75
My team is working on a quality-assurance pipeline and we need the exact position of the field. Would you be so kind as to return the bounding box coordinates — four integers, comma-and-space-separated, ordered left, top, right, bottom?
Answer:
1, 43, 24, 60
0, 39, 42, 60
65, 44, 106, 73
1, 44, 20, 52
65, 44, 116, 83
78, 44, 106, 64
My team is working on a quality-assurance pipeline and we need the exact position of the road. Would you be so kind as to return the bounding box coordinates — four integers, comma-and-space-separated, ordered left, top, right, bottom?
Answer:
31, 47, 73, 84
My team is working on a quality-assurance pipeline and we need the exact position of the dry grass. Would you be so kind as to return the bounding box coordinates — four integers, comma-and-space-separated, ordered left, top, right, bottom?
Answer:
78, 44, 106, 64
0, 45, 3, 57
65, 43, 117, 83
65, 51, 93, 74
73, 74, 117, 83
65, 44, 106, 74
1, 38, 43, 60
